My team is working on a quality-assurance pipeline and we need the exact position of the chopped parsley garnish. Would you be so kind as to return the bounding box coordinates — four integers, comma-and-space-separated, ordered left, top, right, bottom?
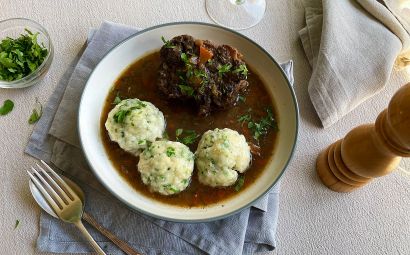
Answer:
249, 108, 278, 141
0, 99, 14, 116
113, 109, 129, 123
194, 69, 207, 80
238, 108, 278, 142
238, 95, 246, 102
176, 129, 200, 145
180, 52, 193, 71
112, 91, 122, 105
234, 176, 245, 191
112, 104, 149, 123
178, 84, 194, 96
161, 36, 175, 49
180, 52, 210, 95
113, 101, 145, 124
180, 52, 195, 78
176, 128, 183, 137
194, 69, 209, 89
177, 70, 186, 82
143, 143, 154, 158
233, 64, 248, 78
166, 147, 175, 157
163, 184, 179, 193
14, 219, 20, 230
170, 187, 180, 193
217, 64, 232, 77
0, 29, 48, 81
199, 83, 206, 94
238, 110, 251, 124
181, 52, 189, 63
132, 101, 147, 109
28, 98, 42, 124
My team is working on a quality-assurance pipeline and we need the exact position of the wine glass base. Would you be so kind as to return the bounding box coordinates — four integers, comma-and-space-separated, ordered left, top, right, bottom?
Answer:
206, 0, 266, 30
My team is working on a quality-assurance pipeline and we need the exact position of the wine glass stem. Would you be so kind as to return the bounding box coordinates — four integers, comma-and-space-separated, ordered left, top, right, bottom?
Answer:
232, 0, 246, 4
206, 0, 266, 30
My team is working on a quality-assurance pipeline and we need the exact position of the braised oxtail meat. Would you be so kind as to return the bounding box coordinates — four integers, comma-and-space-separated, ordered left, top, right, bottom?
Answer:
157, 35, 249, 116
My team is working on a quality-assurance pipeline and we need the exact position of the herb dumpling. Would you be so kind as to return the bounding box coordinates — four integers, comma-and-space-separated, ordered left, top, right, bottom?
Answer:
138, 141, 195, 195
196, 128, 251, 187
105, 98, 165, 156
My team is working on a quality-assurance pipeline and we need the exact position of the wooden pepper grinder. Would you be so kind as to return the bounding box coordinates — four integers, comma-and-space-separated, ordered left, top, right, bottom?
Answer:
317, 83, 410, 192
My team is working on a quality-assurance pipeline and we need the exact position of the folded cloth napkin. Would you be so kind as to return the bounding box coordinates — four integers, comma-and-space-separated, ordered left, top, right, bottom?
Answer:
300, 0, 410, 128
25, 21, 294, 255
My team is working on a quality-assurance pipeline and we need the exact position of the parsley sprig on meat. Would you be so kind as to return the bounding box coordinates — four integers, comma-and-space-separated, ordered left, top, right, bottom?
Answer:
178, 84, 194, 96
194, 69, 208, 84
179, 53, 211, 96
161, 36, 175, 49
0, 29, 48, 81
217, 64, 232, 77
233, 64, 248, 78
178, 53, 196, 96
158, 35, 251, 116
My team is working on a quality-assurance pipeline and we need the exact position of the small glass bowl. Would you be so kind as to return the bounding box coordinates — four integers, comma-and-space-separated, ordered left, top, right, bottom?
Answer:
0, 18, 54, 89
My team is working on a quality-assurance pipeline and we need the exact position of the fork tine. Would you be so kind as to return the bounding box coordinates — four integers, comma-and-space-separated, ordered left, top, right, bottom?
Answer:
40, 160, 79, 200
27, 170, 62, 213
31, 166, 66, 208
36, 163, 71, 202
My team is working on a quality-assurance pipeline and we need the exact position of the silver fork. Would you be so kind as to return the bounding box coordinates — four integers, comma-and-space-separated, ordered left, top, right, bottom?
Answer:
27, 161, 106, 255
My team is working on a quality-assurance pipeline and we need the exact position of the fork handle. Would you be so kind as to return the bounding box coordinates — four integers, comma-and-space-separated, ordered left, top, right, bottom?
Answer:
82, 212, 142, 255
74, 220, 106, 255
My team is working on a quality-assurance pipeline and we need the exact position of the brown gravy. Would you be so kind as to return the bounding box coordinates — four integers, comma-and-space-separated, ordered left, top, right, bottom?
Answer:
101, 51, 278, 207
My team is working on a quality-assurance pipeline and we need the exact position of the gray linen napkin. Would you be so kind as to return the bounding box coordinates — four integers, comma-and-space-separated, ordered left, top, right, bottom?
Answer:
300, 0, 410, 128
26, 21, 293, 255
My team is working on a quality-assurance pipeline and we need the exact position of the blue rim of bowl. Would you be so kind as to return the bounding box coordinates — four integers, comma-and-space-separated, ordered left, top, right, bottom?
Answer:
78, 21, 299, 223
0, 18, 53, 87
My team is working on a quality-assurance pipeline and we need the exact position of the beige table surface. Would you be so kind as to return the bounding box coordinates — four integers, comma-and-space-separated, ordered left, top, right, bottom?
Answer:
0, 0, 409, 254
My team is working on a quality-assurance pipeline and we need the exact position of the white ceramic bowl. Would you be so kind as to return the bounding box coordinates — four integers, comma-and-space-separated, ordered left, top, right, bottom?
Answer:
79, 22, 298, 222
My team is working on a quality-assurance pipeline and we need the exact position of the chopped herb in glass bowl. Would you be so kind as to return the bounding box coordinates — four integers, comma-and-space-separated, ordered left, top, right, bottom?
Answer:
0, 18, 53, 88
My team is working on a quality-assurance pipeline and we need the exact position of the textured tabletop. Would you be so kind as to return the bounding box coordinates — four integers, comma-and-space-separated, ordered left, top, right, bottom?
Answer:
0, 0, 409, 254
